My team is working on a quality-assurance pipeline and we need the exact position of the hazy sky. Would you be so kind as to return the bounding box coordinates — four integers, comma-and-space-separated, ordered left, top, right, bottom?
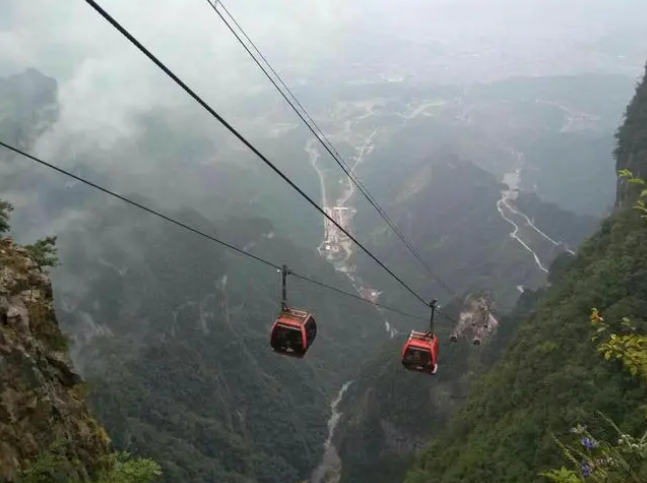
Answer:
1, 0, 646, 230
4, 0, 646, 87
2, 0, 646, 151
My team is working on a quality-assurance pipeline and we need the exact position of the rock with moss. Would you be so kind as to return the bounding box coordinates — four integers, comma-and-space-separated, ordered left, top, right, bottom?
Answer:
0, 235, 111, 482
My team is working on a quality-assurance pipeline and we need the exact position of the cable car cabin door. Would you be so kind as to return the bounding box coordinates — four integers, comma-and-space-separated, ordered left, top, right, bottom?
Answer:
402, 344, 436, 375
270, 320, 307, 359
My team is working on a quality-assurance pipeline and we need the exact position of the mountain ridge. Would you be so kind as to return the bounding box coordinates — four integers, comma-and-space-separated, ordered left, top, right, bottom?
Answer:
398, 58, 647, 483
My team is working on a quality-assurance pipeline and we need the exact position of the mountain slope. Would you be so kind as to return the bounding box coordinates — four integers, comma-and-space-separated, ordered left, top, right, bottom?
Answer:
513, 192, 599, 248
0, 69, 59, 149
405, 209, 647, 483
334, 287, 544, 483
49, 198, 385, 483
349, 147, 588, 325
402, 61, 647, 483
331, 149, 597, 483
328, 74, 635, 483
0, 67, 394, 483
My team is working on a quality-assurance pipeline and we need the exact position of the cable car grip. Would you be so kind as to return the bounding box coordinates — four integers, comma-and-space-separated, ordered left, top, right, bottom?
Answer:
428, 299, 438, 335
280, 264, 292, 312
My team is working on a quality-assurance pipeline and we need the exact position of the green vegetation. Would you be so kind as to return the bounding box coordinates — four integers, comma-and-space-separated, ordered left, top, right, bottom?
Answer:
401, 188, 647, 483
1, 198, 59, 270
334, 76, 613, 483
593, 308, 647, 379
542, 311, 647, 483
541, 70, 647, 482
351, 154, 549, 324
336, 285, 545, 483
25, 235, 59, 270
0, 68, 386, 483
51, 199, 384, 483
2, 62, 643, 483
618, 169, 647, 220
543, 175, 647, 483
1, 199, 13, 234
16, 442, 160, 483
0, 199, 159, 483
399, 61, 647, 483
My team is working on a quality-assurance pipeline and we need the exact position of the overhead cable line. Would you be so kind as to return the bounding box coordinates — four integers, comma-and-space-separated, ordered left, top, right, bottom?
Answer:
204, 0, 456, 297
83, 0, 431, 308
0, 139, 426, 322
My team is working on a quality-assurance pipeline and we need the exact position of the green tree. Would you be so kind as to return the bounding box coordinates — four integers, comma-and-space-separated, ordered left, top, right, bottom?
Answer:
0, 198, 13, 234
16, 446, 161, 483
94, 452, 162, 483
25, 235, 59, 270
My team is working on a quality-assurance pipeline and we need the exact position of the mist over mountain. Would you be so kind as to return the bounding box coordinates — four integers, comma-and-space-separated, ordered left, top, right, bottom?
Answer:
1, 2, 646, 483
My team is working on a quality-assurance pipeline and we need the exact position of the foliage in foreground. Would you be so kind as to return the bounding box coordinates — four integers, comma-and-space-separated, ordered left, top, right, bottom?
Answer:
542, 309, 647, 483
16, 444, 161, 483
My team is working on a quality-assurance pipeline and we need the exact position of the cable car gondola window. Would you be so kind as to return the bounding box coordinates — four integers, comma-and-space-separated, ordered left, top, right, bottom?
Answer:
276, 324, 303, 347
404, 347, 432, 364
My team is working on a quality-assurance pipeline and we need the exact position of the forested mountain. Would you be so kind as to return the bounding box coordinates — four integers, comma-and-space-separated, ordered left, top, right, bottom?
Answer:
348, 144, 593, 326
0, 69, 391, 482
51, 198, 386, 483
1, 49, 642, 483
330, 113, 606, 483
327, 65, 647, 483
334, 286, 544, 483
395, 62, 647, 483
349, 152, 537, 314
0, 204, 163, 483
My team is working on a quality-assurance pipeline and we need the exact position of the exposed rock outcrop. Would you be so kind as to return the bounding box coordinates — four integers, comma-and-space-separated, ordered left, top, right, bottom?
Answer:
0, 237, 110, 482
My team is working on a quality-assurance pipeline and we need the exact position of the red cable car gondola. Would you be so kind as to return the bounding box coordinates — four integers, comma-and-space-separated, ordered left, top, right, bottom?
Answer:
270, 265, 317, 358
401, 300, 439, 375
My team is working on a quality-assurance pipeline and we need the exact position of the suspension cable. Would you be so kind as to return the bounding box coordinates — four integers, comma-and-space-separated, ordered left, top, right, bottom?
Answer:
206, 0, 456, 297
83, 0, 433, 308
0, 140, 427, 322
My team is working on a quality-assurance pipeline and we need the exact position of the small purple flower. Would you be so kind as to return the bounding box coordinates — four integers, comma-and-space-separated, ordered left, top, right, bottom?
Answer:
581, 436, 599, 449
581, 461, 592, 478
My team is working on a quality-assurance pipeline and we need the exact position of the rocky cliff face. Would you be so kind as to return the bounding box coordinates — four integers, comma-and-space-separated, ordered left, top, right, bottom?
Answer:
0, 236, 109, 482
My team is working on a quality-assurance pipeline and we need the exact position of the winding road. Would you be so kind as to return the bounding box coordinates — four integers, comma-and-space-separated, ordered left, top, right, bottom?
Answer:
496, 170, 549, 274
495, 149, 575, 275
